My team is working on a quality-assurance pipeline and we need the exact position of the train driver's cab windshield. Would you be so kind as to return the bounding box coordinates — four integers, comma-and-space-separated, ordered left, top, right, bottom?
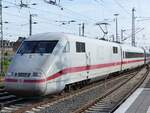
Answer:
17, 40, 58, 54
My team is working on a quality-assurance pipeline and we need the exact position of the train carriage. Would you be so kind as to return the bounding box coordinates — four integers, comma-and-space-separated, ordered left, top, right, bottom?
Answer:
121, 45, 145, 70
4, 32, 147, 96
144, 50, 150, 64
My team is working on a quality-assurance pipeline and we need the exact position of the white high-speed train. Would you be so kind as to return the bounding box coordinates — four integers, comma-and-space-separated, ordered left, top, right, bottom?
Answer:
4, 32, 150, 96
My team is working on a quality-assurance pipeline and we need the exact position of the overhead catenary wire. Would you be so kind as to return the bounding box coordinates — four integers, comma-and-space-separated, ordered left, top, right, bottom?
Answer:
3, 0, 100, 37
2, 1, 80, 35
3, 11, 28, 20
3, 0, 99, 23
93, 0, 104, 6
2, 0, 150, 47
2, 0, 103, 38
113, 0, 130, 15
3, 11, 75, 34
42, 0, 100, 22
30, 7, 88, 23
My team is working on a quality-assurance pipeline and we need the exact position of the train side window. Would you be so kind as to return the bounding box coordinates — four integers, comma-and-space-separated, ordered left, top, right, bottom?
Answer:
125, 52, 144, 58
113, 47, 118, 54
76, 42, 85, 53
63, 42, 70, 53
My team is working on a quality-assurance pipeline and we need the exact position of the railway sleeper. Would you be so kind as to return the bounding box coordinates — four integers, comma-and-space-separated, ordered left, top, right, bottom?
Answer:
0, 92, 9, 96
0, 95, 17, 102
0, 89, 5, 93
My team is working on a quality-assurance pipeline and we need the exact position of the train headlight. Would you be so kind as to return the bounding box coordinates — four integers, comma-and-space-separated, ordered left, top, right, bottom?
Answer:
32, 72, 42, 77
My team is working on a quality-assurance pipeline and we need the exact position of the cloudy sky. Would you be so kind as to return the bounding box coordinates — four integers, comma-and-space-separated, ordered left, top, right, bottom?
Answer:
2, 0, 150, 49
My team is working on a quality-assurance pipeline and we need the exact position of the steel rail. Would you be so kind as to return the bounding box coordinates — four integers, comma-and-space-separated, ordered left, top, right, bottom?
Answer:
73, 66, 149, 113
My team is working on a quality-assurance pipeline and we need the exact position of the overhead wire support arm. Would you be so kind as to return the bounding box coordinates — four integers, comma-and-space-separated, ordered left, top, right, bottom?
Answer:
95, 22, 109, 40
113, 0, 130, 15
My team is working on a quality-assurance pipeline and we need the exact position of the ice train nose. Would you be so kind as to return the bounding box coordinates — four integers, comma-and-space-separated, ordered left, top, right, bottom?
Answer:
5, 72, 47, 96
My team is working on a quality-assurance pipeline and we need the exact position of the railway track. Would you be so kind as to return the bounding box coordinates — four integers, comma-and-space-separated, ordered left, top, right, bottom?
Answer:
0, 87, 25, 112
73, 66, 149, 113
0, 66, 147, 113
4, 66, 145, 113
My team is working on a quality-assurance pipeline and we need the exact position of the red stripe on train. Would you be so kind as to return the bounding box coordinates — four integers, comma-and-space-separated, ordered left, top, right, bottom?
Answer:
5, 59, 144, 83
5, 78, 17, 82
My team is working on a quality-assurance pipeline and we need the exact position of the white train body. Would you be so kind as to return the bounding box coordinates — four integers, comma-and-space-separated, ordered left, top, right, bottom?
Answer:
4, 32, 147, 96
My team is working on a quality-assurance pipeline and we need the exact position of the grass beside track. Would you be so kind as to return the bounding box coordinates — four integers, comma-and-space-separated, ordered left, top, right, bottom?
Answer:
0, 58, 11, 85
0, 82, 4, 88
0, 58, 11, 76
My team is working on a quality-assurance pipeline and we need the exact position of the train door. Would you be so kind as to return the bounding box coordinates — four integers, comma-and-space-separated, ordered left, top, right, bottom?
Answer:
120, 46, 123, 71
86, 52, 91, 78
142, 48, 146, 64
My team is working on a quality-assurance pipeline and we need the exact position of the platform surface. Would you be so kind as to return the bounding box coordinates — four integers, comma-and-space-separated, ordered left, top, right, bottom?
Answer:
114, 73, 150, 113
